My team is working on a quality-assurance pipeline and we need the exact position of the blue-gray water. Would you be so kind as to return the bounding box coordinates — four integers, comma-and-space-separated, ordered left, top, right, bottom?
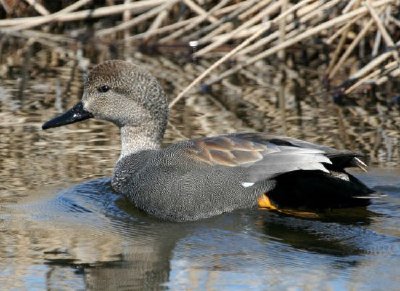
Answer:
1, 172, 400, 290
1, 50, 400, 290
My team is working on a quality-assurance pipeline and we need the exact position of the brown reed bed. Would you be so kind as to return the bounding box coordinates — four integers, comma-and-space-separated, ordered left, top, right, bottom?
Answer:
1, 1, 400, 165
1, 0, 399, 103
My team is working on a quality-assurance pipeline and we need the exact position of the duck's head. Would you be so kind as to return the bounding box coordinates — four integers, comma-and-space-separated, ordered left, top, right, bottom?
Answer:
42, 60, 168, 139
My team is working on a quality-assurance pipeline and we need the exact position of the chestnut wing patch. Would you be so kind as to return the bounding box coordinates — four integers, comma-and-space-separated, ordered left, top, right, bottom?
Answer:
185, 136, 275, 167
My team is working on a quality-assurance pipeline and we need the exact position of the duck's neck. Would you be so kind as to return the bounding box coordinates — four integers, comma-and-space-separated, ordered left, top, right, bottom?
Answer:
119, 125, 162, 159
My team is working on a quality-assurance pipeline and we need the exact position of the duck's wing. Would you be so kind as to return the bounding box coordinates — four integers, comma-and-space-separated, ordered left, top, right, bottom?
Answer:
255, 134, 368, 171
183, 133, 338, 184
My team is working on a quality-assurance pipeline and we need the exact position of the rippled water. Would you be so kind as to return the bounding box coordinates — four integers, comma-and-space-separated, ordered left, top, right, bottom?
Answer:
1, 173, 400, 290
1, 43, 400, 290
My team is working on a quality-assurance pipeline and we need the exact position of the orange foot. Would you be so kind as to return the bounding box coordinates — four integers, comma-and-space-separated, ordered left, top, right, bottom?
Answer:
257, 193, 277, 210
257, 193, 319, 218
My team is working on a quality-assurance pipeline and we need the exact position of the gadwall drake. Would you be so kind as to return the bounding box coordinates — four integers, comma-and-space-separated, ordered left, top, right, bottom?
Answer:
43, 60, 376, 221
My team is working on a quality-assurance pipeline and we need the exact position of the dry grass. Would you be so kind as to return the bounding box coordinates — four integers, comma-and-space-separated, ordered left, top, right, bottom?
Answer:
1, 0, 399, 107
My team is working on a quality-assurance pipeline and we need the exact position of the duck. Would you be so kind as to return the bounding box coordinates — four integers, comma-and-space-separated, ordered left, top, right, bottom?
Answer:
42, 60, 377, 221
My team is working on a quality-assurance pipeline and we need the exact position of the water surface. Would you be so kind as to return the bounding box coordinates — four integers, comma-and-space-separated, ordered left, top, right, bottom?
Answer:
1, 172, 399, 290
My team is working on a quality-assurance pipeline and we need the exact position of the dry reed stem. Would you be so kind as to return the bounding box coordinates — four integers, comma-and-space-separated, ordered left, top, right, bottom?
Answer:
238, 0, 273, 20
123, 0, 132, 45
130, 0, 236, 42
195, 22, 233, 44
159, 0, 228, 43
372, 29, 383, 57
345, 58, 399, 94
389, 15, 400, 28
4, 30, 68, 49
295, 1, 320, 18
351, 49, 393, 79
5, 28, 72, 43
327, 27, 352, 75
296, 0, 343, 26
237, 0, 319, 57
278, 0, 288, 60
376, 66, 400, 85
145, 9, 168, 39
182, 0, 218, 23
194, 1, 282, 57
23, 0, 50, 15
365, 0, 399, 62
343, 0, 360, 13
185, 0, 253, 43
96, 0, 178, 37
0, 0, 167, 27
342, 0, 361, 14
25, 29, 72, 43
326, 14, 364, 44
208, 24, 267, 41
6, 0, 92, 31
210, 2, 243, 15
194, 1, 244, 17
329, 17, 376, 79
236, 30, 280, 56
278, 0, 288, 134
299, 0, 342, 23
128, 15, 201, 41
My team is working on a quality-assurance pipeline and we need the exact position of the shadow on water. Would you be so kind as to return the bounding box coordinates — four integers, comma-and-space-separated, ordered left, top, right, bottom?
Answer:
259, 210, 374, 257
2, 177, 398, 289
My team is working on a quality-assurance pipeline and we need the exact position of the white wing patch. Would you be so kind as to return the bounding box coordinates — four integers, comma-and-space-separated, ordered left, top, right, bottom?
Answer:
241, 182, 255, 188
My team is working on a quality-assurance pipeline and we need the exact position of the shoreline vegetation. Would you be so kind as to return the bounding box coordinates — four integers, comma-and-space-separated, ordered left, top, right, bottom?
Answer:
1, 0, 400, 164
1, 0, 399, 97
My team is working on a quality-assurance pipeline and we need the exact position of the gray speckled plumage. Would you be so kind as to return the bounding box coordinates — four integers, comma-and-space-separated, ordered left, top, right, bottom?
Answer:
43, 60, 376, 221
112, 138, 277, 221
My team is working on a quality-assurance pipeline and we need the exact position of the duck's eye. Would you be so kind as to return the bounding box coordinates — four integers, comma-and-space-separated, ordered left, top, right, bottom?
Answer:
98, 85, 110, 93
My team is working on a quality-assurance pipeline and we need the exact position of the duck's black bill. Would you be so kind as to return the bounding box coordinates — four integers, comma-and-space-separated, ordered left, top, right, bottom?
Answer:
42, 102, 93, 130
